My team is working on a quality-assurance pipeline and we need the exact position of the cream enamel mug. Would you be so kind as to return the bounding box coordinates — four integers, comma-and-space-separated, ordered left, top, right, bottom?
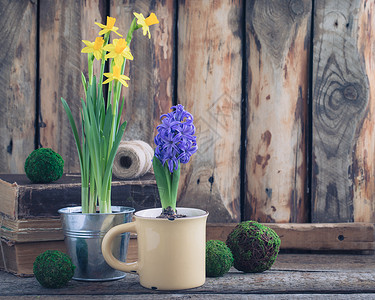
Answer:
101, 207, 209, 290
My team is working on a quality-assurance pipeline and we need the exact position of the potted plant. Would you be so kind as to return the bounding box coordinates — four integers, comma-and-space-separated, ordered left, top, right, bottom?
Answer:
58, 13, 159, 281
102, 105, 209, 290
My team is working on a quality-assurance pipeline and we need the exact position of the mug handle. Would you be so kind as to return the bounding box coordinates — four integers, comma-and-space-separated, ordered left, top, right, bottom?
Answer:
101, 221, 139, 273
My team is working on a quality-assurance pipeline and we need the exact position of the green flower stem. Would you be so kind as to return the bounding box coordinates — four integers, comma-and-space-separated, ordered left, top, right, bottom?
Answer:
107, 80, 119, 162
97, 169, 112, 214
81, 113, 90, 213
98, 181, 107, 213
163, 164, 173, 209
112, 18, 140, 115
152, 156, 180, 211
81, 186, 89, 213
105, 179, 112, 213
88, 53, 94, 85
126, 18, 141, 45
89, 164, 97, 213
112, 79, 120, 115
81, 72, 87, 99
100, 33, 110, 87
107, 60, 115, 110
170, 163, 180, 211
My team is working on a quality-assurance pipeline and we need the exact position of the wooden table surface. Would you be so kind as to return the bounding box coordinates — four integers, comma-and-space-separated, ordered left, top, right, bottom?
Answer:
1, 254, 375, 299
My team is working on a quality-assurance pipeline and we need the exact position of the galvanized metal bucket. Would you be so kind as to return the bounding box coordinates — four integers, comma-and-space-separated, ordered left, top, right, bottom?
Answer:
58, 206, 135, 281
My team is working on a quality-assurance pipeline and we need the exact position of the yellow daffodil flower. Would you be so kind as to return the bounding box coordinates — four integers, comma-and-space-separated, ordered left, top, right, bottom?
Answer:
81, 37, 104, 60
133, 12, 159, 39
95, 16, 122, 37
103, 65, 130, 87
104, 39, 134, 67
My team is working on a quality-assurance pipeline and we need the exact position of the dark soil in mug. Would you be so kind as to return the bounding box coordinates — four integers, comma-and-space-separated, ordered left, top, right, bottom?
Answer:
157, 207, 186, 220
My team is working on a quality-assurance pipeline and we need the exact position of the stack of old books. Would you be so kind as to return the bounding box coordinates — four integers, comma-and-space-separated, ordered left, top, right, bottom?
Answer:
0, 173, 157, 276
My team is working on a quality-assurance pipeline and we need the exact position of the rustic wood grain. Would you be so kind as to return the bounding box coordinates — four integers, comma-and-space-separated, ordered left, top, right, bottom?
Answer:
3, 295, 375, 300
312, 0, 369, 222
176, 0, 242, 223
352, 1, 375, 222
0, 0, 37, 174
245, 0, 311, 222
207, 222, 375, 251
111, 0, 174, 145
39, 0, 105, 173
2, 254, 375, 295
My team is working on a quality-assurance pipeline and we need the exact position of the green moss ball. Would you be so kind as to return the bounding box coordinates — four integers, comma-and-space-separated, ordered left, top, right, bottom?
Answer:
25, 148, 64, 183
226, 221, 280, 273
33, 250, 75, 288
206, 240, 233, 277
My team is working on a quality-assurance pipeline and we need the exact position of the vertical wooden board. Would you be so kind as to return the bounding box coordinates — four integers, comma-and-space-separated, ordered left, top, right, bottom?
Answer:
245, 0, 311, 223
312, 0, 369, 222
111, 0, 175, 145
352, 0, 375, 222
0, 1, 37, 173
177, 0, 242, 223
39, 0, 105, 173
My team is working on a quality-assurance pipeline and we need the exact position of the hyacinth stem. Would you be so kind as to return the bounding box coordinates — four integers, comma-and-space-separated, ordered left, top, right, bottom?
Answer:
153, 156, 180, 211
162, 163, 174, 210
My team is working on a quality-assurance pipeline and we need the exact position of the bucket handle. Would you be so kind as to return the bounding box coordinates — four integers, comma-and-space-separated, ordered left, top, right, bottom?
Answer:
102, 222, 139, 274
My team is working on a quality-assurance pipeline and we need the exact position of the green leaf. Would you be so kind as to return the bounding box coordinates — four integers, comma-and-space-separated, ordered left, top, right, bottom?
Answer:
152, 156, 172, 209
170, 162, 180, 210
116, 96, 125, 131
90, 76, 97, 111
81, 72, 87, 98
102, 121, 127, 189
81, 97, 100, 186
62, 97, 91, 212
103, 104, 113, 140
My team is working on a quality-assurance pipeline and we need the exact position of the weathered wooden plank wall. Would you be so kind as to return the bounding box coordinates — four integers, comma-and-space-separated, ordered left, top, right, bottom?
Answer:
176, 0, 242, 222
0, 0, 37, 173
312, 0, 370, 222
354, 0, 375, 223
1, 0, 375, 224
245, 0, 311, 223
39, 0, 106, 173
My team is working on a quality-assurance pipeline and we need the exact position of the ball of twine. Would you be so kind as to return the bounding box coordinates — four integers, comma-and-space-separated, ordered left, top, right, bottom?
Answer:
112, 140, 153, 179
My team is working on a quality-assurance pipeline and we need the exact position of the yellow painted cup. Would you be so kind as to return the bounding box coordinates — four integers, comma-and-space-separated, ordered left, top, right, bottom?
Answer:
101, 207, 209, 290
